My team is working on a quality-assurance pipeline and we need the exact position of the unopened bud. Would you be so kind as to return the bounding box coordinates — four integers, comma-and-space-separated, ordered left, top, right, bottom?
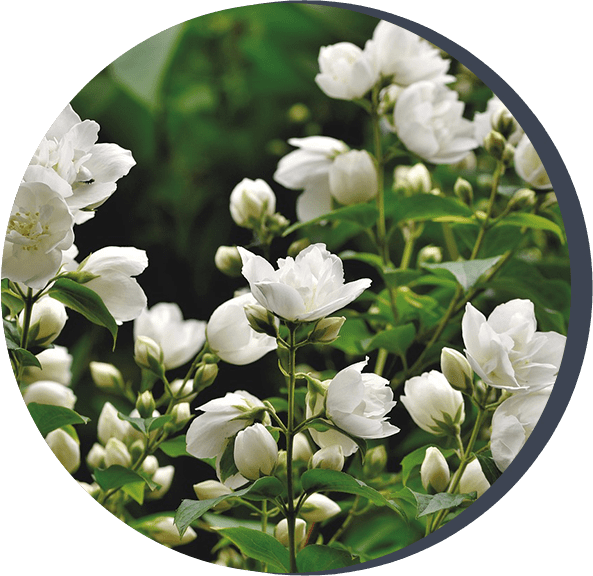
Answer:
363, 445, 388, 478
275, 518, 307, 548
417, 245, 443, 267
148, 466, 175, 500
441, 347, 473, 393
233, 423, 279, 480
19, 297, 68, 347
86, 443, 106, 470
169, 378, 196, 402
89, 362, 124, 391
507, 188, 536, 212
287, 238, 311, 259
229, 178, 276, 229
454, 177, 473, 205
484, 130, 506, 161
310, 316, 345, 344
142, 455, 159, 477
214, 246, 243, 277
394, 163, 432, 195
136, 391, 156, 418
148, 517, 197, 548
299, 493, 341, 522
491, 106, 518, 139
129, 439, 145, 461
292, 433, 314, 462
104, 438, 132, 468
267, 212, 290, 234
502, 143, 515, 167
310, 445, 344, 472
244, 303, 277, 338
134, 336, 164, 375
193, 480, 233, 512
171, 402, 192, 427
46, 428, 80, 473
193, 363, 218, 393
540, 192, 558, 211
421, 447, 450, 493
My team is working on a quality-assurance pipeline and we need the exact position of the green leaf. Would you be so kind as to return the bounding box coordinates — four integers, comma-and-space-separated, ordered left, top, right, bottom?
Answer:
122, 481, 147, 505
400, 445, 457, 487
301, 469, 404, 518
283, 203, 379, 236
27, 403, 90, 437
94, 465, 160, 505
477, 453, 503, 485
409, 489, 477, 518
217, 527, 290, 573
493, 212, 565, 242
118, 412, 173, 435
1, 281, 24, 315
392, 195, 474, 224
48, 278, 118, 348
424, 256, 502, 291
303, 419, 368, 460
174, 477, 284, 538
297, 545, 360, 571
11, 347, 42, 368
365, 323, 416, 356
159, 435, 191, 458
339, 251, 384, 273
328, 318, 372, 356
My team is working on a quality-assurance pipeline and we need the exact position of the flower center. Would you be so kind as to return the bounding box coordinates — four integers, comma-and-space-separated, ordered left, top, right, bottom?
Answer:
7, 210, 49, 250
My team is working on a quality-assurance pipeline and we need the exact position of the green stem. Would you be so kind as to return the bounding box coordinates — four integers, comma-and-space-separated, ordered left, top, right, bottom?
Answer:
328, 495, 360, 546
285, 324, 298, 573
15, 288, 35, 385
441, 223, 459, 261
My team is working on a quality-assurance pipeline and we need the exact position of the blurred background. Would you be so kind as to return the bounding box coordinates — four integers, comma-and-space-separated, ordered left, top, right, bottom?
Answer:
43, 2, 567, 562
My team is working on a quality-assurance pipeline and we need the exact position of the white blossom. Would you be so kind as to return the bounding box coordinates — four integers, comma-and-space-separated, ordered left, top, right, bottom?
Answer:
147, 465, 175, 499
206, 292, 277, 365
299, 493, 341, 523
328, 150, 378, 205
229, 178, 276, 228
421, 447, 450, 492
394, 81, 478, 164
46, 428, 80, 473
134, 303, 206, 370
148, 517, 197, 547
310, 445, 345, 471
22, 380, 76, 409
393, 163, 432, 194
104, 437, 132, 468
18, 296, 68, 346
97, 401, 132, 445
233, 423, 279, 480
459, 459, 490, 497
401, 370, 465, 434
89, 362, 123, 391
473, 95, 523, 146
22, 346, 73, 386
275, 518, 307, 548
462, 300, 565, 391
239, 243, 371, 323
514, 134, 552, 190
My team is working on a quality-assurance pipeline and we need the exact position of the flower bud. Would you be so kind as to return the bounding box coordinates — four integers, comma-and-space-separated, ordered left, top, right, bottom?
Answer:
540, 192, 557, 212
459, 459, 490, 497
229, 178, 276, 229
363, 445, 388, 478
244, 303, 278, 338
214, 246, 243, 277
78, 481, 100, 497
22, 380, 76, 409
502, 143, 515, 167
484, 130, 506, 161
309, 317, 345, 344
97, 402, 131, 445
417, 245, 443, 267
148, 517, 197, 548
299, 493, 341, 523
104, 437, 132, 468
233, 423, 279, 480
266, 212, 290, 234
491, 106, 517, 139
394, 163, 432, 195
19, 297, 68, 346
134, 336, 164, 374
329, 150, 378, 205
169, 378, 196, 402
275, 518, 307, 548
171, 402, 192, 427
441, 348, 473, 393
129, 439, 145, 461
292, 433, 314, 462
141, 455, 159, 477
193, 363, 218, 394
214, 548, 244, 569
148, 465, 175, 499
136, 391, 156, 418
274, 450, 288, 480
421, 447, 450, 493
193, 480, 233, 511
46, 428, 80, 473
287, 238, 311, 259
507, 188, 536, 212
453, 177, 473, 205
310, 445, 344, 472
86, 443, 106, 470
89, 362, 124, 392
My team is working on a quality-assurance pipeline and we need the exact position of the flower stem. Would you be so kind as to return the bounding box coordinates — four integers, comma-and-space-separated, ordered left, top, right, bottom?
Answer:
285, 324, 298, 573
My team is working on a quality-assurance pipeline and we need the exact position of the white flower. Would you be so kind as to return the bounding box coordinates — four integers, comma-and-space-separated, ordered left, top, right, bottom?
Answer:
229, 178, 276, 228
473, 95, 523, 146
441, 347, 473, 393
367, 21, 452, 86
462, 300, 565, 391
299, 494, 341, 523
239, 243, 371, 322
315, 42, 379, 100
22, 380, 76, 409
148, 517, 197, 547
514, 134, 551, 190
86, 443, 106, 470
134, 335, 164, 370
393, 163, 432, 194
214, 245, 243, 277
275, 518, 307, 548
186, 390, 266, 460
491, 387, 551, 472
326, 359, 399, 440
328, 150, 378, 205
420, 447, 450, 492
104, 437, 132, 468
78, 246, 148, 324
18, 296, 68, 346
134, 303, 206, 370
89, 362, 124, 391
206, 292, 277, 365
29, 104, 135, 222
233, 423, 279, 480
3, 181, 74, 289
400, 370, 465, 434
97, 401, 132, 445
22, 345, 73, 386
273, 136, 349, 222
459, 459, 490, 497
310, 445, 345, 471
394, 81, 478, 164
194, 480, 233, 511
292, 433, 314, 462
46, 428, 80, 473
147, 465, 175, 499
